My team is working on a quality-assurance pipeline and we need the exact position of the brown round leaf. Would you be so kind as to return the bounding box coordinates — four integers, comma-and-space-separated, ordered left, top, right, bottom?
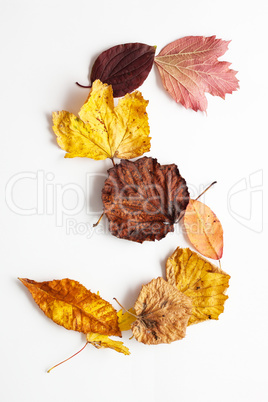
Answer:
102, 156, 189, 243
132, 277, 192, 345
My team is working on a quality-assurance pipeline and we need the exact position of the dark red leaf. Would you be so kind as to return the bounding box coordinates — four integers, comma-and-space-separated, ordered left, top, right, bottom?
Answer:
102, 157, 189, 243
90, 43, 156, 97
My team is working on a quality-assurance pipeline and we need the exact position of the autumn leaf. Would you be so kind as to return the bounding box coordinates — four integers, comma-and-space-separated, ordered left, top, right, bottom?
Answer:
102, 156, 189, 243
166, 247, 230, 325
19, 278, 121, 336
184, 199, 223, 260
88, 43, 156, 97
52, 79, 150, 161
131, 277, 192, 345
117, 308, 136, 332
155, 36, 239, 112
19, 278, 131, 362
86, 333, 130, 355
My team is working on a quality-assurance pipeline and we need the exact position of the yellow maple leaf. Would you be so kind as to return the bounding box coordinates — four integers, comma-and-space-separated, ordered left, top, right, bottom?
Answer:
86, 333, 130, 355
166, 247, 230, 325
52, 79, 151, 161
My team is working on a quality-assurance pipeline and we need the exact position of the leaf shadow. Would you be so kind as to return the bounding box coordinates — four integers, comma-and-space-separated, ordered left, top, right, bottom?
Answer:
45, 83, 89, 148
17, 278, 56, 329
153, 63, 164, 91
17, 278, 38, 309
158, 239, 179, 280
46, 112, 58, 147
86, 160, 111, 217
119, 280, 145, 310
178, 219, 193, 248
62, 85, 89, 116
86, 48, 104, 84
78, 45, 112, 88
159, 253, 168, 280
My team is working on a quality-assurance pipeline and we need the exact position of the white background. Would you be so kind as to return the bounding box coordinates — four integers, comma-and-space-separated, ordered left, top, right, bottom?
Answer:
1, 0, 267, 401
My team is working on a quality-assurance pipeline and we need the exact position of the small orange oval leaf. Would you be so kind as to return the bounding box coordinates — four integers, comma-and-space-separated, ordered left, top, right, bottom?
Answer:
184, 199, 223, 260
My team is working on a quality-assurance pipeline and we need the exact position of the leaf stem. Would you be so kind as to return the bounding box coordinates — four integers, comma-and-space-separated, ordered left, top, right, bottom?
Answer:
47, 342, 88, 373
195, 181, 217, 201
111, 157, 116, 167
93, 213, 104, 227
75, 82, 91, 88
177, 212, 185, 224
174, 181, 217, 225
113, 298, 138, 319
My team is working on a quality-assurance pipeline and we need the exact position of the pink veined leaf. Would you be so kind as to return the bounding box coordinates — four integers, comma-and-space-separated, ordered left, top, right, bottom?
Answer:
154, 36, 239, 112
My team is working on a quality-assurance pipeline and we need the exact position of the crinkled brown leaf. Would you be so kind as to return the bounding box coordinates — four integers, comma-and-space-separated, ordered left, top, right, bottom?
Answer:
102, 156, 189, 243
90, 43, 156, 97
19, 278, 121, 337
131, 277, 192, 345
166, 247, 230, 325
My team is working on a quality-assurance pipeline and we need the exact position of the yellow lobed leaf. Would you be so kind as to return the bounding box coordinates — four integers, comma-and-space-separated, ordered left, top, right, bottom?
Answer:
86, 333, 130, 355
184, 199, 224, 260
19, 278, 121, 337
52, 79, 151, 161
166, 247, 230, 325
117, 308, 136, 332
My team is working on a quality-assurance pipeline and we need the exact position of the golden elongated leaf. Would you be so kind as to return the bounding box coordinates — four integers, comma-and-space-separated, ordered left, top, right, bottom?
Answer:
19, 278, 121, 337
52, 79, 150, 161
117, 308, 136, 331
184, 199, 223, 260
86, 333, 130, 355
166, 247, 230, 325
132, 277, 192, 345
